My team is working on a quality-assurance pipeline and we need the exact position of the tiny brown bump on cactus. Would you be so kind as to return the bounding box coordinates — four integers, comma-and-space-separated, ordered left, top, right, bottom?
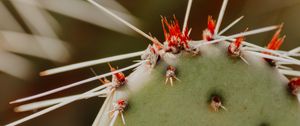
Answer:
260, 122, 270, 126
210, 95, 227, 112
6, 0, 300, 126
288, 77, 300, 96
165, 65, 179, 86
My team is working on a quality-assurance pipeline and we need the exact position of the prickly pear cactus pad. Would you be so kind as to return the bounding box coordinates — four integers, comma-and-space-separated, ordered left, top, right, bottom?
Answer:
6, 0, 300, 126
116, 51, 300, 126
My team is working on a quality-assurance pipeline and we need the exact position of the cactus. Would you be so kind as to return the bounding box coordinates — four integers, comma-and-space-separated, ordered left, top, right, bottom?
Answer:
6, 0, 300, 126
115, 48, 300, 126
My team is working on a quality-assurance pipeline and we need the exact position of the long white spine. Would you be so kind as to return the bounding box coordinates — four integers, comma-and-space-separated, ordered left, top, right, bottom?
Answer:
214, 0, 228, 34
182, 0, 193, 33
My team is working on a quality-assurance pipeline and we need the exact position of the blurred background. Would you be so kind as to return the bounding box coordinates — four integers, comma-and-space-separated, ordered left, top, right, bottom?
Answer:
1, 0, 300, 125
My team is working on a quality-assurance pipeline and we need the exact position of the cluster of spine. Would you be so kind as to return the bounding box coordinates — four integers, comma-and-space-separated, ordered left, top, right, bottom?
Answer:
6, 0, 300, 126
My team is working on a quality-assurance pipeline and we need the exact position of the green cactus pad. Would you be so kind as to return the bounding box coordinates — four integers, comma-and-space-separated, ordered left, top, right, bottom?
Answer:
116, 49, 300, 126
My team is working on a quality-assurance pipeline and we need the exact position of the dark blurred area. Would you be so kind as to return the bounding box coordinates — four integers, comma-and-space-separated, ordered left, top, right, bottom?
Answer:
1, 0, 300, 125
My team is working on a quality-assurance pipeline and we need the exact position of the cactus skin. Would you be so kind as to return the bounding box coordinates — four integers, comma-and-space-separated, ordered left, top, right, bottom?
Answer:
115, 47, 300, 126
